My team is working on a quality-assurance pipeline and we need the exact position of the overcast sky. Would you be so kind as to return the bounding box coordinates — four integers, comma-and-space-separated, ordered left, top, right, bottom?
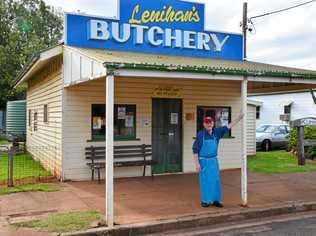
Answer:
44, 0, 316, 70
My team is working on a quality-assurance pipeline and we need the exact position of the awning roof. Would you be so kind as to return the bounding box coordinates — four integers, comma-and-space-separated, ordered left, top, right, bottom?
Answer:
14, 45, 63, 87
69, 46, 316, 79
15, 45, 316, 88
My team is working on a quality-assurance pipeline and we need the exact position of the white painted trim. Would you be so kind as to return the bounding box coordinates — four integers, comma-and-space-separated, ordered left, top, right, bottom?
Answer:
41, 46, 63, 61
15, 45, 63, 87
248, 76, 316, 84
105, 75, 114, 227
114, 69, 243, 81
249, 89, 315, 96
63, 73, 106, 88
64, 46, 105, 64
241, 78, 248, 206
247, 99, 263, 107
16, 59, 41, 87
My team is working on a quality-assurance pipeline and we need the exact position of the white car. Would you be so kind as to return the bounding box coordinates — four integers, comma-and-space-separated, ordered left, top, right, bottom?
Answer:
256, 124, 290, 151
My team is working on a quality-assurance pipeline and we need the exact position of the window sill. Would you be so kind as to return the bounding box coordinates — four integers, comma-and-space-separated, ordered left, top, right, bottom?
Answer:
87, 138, 141, 142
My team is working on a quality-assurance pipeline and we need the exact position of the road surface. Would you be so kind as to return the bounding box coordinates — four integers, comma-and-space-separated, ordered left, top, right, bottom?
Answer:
151, 211, 316, 236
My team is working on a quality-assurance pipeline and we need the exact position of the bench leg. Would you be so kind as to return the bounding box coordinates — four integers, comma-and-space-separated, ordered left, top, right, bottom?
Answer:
91, 169, 94, 181
143, 164, 146, 177
98, 168, 101, 184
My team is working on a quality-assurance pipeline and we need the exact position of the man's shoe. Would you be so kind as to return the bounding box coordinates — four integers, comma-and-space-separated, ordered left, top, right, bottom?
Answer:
201, 202, 210, 208
212, 201, 224, 208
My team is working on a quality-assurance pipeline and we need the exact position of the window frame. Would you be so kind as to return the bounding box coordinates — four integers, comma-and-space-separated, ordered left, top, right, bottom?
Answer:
43, 104, 48, 123
90, 104, 137, 141
256, 106, 260, 120
284, 105, 291, 114
28, 109, 31, 127
196, 106, 232, 138
33, 112, 38, 131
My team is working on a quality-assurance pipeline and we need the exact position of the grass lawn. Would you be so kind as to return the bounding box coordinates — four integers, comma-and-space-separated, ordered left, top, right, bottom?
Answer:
0, 137, 9, 145
13, 211, 101, 233
0, 183, 59, 195
0, 153, 52, 181
248, 150, 316, 174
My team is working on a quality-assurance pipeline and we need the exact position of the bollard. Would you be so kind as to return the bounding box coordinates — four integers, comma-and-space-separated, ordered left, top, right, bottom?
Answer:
7, 147, 14, 187
297, 126, 305, 166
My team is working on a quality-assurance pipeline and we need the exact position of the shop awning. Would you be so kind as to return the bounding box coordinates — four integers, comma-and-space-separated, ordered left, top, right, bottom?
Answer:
15, 45, 316, 88
67, 46, 316, 80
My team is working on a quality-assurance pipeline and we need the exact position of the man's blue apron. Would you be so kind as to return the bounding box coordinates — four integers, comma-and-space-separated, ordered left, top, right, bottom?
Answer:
199, 132, 221, 203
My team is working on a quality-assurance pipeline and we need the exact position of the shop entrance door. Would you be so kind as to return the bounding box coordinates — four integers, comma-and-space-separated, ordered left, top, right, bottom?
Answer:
152, 98, 182, 174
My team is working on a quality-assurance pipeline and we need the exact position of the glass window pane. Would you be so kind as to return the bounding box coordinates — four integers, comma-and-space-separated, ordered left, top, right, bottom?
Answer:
91, 104, 136, 140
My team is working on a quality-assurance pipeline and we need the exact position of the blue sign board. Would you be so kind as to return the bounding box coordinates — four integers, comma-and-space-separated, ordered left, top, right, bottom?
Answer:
65, 0, 243, 61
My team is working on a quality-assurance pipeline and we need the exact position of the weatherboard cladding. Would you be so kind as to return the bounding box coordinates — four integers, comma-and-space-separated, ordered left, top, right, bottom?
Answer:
62, 77, 243, 180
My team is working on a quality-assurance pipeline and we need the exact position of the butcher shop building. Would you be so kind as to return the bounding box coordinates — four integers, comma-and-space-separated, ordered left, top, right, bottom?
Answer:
14, 0, 316, 226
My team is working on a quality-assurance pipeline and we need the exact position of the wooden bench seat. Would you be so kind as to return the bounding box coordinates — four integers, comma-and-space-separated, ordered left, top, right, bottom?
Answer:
85, 144, 156, 182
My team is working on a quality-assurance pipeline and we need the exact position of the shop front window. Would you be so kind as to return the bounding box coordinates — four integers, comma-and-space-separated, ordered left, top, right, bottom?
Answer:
91, 104, 136, 141
197, 106, 232, 137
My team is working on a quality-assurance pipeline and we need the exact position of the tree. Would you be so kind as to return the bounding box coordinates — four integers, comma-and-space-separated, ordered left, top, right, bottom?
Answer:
0, 0, 63, 109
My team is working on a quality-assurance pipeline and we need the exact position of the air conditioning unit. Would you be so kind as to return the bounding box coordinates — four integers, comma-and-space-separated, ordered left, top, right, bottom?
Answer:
280, 114, 290, 121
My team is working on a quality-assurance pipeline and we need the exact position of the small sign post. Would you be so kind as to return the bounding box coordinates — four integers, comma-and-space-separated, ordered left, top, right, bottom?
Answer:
290, 117, 316, 166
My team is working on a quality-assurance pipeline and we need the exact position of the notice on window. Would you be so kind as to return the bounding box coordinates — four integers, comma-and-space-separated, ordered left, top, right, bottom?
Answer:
170, 113, 178, 125
125, 115, 134, 127
93, 116, 102, 129
118, 107, 126, 120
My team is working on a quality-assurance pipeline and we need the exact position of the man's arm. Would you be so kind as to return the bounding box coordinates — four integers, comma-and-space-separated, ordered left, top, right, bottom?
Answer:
228, 113, 245, 129
192, 132, 201, 172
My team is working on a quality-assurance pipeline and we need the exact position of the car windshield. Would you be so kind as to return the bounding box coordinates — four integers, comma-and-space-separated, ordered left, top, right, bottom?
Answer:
256, 125, 277, 133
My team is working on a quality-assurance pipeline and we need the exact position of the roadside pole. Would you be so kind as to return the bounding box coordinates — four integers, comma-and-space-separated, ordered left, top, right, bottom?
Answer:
241, 2, 248, 206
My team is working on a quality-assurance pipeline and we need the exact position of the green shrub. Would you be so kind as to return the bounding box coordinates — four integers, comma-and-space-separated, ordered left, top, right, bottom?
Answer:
288, 126, 316, 150
306, 146, 316, 159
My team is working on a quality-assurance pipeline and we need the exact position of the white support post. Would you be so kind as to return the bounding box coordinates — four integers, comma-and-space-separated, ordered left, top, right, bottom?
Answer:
241, 77, 248, 206
105, 74, 114, 227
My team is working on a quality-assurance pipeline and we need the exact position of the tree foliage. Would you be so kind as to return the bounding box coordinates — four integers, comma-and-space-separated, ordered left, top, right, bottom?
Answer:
0, 0, 63, 109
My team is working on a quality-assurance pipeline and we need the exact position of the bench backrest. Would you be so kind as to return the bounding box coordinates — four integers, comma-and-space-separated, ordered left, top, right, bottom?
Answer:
85, 144, 152, 162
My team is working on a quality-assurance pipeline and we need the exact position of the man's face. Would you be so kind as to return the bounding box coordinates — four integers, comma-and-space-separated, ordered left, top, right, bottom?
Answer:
203, 121, 214, 132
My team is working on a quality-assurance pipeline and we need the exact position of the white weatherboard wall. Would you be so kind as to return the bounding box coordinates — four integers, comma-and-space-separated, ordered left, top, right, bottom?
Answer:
26, 57, 63, 178
247, 104, 256, 156
250, 92, 316, 127
63, 77, 243, 181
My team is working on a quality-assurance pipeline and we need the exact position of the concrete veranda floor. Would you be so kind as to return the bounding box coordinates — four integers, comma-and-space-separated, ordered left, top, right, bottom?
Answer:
2, 169, 316, 227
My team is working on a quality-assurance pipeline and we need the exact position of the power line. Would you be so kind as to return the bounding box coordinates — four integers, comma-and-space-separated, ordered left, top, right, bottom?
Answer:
250, 0, 316, 20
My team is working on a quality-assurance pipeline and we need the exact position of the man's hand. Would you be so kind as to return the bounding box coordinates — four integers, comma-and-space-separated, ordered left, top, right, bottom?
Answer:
195, 162, 201, 173
228, 113, 245, 129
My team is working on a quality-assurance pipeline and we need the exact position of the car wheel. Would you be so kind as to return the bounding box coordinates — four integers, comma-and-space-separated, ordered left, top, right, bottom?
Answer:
262, 140, 271, 152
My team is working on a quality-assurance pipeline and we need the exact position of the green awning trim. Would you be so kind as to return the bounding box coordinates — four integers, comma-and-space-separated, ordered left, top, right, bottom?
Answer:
103, 62, 316, 79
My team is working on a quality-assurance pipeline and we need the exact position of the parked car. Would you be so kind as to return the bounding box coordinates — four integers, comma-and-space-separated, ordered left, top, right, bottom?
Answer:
256, 124, 290, 151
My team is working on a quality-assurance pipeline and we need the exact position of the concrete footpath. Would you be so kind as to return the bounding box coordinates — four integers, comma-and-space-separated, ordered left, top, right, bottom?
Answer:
2, 170, 316, 235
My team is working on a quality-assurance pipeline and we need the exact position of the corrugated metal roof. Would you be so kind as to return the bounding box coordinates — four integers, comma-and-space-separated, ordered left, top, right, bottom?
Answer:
69, 46, 316, 78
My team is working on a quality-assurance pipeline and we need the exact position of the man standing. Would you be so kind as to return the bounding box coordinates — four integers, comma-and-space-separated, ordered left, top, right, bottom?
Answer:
192, 114, 244, 208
